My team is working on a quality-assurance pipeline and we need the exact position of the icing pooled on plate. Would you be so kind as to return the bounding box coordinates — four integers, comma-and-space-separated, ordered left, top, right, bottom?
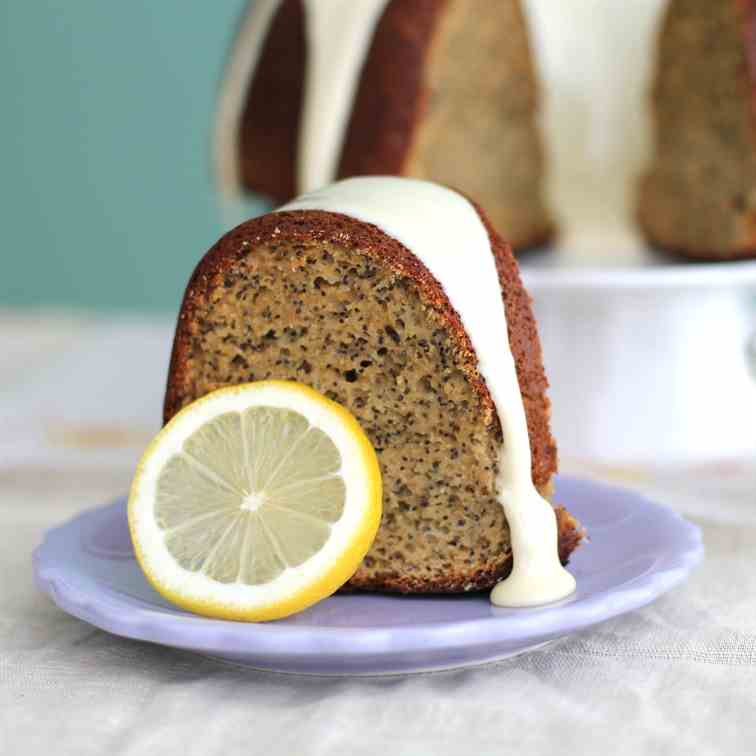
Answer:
280, 177, 576, 607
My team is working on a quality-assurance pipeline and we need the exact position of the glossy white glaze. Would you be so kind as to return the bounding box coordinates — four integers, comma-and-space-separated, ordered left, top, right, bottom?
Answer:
215, 0, 283, 194
298, 0, 391, 193
216, 0, 390, 195
280, 177, 576, 606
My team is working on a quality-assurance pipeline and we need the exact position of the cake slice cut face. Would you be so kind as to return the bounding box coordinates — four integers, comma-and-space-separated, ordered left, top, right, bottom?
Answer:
165, 178, 581, 595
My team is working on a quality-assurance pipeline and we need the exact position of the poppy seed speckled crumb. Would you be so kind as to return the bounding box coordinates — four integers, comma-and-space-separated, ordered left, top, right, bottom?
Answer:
164, 207, 582, 593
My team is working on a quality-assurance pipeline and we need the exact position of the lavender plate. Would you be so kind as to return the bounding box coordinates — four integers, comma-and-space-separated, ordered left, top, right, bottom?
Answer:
33, 475, 702, 675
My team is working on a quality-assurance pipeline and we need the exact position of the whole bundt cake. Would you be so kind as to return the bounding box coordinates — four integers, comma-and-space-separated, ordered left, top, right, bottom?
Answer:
164, 177, 581, 595
215, 0, 554, 251
639, 0, 756, 260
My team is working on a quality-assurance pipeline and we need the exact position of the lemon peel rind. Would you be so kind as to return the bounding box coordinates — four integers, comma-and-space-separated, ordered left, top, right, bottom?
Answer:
128, 381, 382, 622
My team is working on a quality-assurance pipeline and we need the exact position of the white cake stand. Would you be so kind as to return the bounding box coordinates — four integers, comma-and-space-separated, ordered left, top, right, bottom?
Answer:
521, 234, 756, 465
518, 0, 756, 464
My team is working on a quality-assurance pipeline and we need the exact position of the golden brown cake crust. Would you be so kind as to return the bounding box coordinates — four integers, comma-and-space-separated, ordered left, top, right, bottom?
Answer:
164, 203, 579, 593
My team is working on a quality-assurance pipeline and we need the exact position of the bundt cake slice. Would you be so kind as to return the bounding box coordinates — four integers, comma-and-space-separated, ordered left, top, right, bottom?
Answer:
215, 0, 554, 250
165, 178, 581, 595
638, 0, 756, 259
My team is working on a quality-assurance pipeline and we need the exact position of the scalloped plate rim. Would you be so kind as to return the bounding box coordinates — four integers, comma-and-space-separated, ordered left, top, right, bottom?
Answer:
33, 475, 704, 673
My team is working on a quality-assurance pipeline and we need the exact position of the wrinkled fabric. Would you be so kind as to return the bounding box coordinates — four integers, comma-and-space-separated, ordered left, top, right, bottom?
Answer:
1, 317, 754, 755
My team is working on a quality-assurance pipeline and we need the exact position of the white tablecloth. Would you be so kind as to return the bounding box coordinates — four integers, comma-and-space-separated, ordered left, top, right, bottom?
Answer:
2, 314, 754, 755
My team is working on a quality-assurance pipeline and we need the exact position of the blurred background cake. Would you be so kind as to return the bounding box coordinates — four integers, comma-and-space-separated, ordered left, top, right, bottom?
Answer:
638, 0, 756, 259
215, 0, 554, 250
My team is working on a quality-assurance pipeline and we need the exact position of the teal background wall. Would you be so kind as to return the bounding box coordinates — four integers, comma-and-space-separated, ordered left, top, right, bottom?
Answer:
0, 1, 261, 311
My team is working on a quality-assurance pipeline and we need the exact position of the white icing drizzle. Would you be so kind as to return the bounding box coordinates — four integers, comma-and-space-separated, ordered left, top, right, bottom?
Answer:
280, 177, 576, 607
298, 0, 391, 193
215, 0, 284, 195
215, 0, 390, 196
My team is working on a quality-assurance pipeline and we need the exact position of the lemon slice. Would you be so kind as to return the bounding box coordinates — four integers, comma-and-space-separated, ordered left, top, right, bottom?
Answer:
128, 381, 382, 621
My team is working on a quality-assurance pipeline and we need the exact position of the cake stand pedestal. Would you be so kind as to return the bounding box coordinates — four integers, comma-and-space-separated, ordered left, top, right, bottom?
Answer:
522, 238, 756, 466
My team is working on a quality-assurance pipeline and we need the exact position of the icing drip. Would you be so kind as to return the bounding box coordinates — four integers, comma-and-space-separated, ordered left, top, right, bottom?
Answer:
216, 0, 390, 196
298, 0, 391, 193
280, 177, 576, 607
215, 0, 284, 194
